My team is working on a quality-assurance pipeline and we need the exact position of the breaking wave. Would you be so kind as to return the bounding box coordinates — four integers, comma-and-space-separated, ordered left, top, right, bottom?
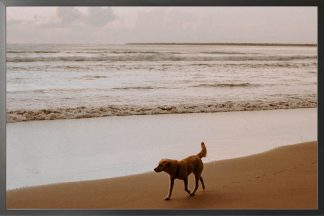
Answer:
7, 55, 316, 63
7, 62, 316, 73
7, 98, 317, 123
7, 50, 61, 54
194, 83, 260, 88
112, 86, 164, 90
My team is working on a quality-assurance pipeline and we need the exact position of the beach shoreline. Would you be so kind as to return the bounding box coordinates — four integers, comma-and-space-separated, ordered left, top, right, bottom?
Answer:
7, 141, 317, 209
7, 108, 317, 190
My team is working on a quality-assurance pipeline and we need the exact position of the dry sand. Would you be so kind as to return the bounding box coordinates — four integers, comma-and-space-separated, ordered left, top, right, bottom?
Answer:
7, 141, 317, 209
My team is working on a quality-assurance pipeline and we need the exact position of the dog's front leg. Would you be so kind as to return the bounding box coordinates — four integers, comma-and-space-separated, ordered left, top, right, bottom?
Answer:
165, 177, 175, 200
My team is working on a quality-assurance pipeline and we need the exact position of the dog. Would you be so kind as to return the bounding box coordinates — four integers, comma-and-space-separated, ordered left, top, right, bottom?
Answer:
154, 142, 207, 200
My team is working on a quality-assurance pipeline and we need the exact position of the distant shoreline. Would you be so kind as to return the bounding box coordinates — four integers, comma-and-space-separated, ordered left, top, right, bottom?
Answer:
7, 43, 317, 47
127, 42, 317, 47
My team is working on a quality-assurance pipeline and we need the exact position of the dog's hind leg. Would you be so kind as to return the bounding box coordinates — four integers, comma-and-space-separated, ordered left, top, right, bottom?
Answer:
200, 176, 205, 189
183, 177, 191, 194
165, 177, 175, 200
190, 174, 200, 196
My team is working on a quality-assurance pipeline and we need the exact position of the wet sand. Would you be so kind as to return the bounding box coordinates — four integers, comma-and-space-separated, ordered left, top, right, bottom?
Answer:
7, 141, 317, 209
7, 108, 317, 190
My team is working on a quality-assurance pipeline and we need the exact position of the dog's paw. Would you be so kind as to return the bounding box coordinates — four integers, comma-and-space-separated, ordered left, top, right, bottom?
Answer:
185, 190, 191, 194
190, 193, 195, 196
164, 197, 170, 200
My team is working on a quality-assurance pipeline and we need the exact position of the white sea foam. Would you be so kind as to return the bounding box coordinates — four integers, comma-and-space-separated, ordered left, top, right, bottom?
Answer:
7, 98, 317, 122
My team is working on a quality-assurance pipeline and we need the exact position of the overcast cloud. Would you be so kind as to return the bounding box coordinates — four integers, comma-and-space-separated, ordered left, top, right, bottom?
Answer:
7, 7, 317, 44
56, 7, 82, 26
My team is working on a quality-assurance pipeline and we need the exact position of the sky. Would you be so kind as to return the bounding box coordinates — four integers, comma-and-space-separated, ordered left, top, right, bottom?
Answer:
6, 7, 317, 44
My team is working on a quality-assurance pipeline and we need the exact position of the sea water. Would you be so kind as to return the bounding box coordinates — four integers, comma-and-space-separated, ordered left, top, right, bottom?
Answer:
6, 44, 317, 122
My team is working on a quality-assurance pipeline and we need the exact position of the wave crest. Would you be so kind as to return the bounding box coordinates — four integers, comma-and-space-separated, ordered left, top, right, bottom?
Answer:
7, 98, 317, 123
194, 83, 260, 88
7, 55, 316, 63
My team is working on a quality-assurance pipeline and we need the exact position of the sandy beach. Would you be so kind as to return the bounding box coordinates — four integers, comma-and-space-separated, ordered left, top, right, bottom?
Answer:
7, 141, 317, 209
7, 108, 317, 190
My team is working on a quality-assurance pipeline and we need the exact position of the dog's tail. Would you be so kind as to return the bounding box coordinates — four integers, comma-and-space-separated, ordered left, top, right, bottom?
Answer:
197, 142, 207, 158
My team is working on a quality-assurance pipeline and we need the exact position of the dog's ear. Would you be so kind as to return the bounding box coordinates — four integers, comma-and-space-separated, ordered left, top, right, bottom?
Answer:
166, 161, 174, 170
161, 160, 170, 169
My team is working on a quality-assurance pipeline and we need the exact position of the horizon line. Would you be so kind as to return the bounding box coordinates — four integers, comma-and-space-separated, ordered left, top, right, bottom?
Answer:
126, 42, 317, 46
6, 42, 317, 46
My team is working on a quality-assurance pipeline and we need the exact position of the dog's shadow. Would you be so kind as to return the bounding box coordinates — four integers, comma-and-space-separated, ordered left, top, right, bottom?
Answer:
161, 189, 229, 208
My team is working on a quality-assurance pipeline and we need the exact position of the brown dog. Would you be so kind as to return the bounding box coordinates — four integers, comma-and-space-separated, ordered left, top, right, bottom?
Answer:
154, 142, 207, 200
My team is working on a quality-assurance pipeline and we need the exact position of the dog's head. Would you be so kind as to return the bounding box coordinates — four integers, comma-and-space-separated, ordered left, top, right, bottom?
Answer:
154, 159, 170, 172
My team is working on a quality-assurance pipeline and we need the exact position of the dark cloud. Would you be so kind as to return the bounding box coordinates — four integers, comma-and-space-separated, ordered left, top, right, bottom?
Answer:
41, 7, 116, 28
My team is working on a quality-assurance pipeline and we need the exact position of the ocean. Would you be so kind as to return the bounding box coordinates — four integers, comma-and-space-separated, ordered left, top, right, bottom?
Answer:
6, 43, 317, 122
